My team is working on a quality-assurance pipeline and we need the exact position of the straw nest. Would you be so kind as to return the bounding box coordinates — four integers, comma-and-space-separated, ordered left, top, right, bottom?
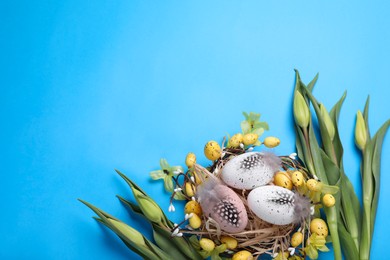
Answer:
180, 147, 311, 259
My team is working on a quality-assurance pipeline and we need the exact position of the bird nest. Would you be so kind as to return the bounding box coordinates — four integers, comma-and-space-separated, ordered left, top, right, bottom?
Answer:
177, 146, 313, 259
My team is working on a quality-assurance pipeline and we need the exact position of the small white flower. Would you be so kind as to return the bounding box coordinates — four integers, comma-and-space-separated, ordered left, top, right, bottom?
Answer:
272, 252, 279, 258
313, 174, 319, 181
214, 168, 219, 174
173, 169, 183, 175
240, 143, 245, 149
310, 206, 315, 215
174, 187, 182, 193
289, 153, 297, 160
185, 225, 193, 230
191, 196, 196, 201
187, 213, 194, 219
221, 152, 226, 158
176, 232, 183, 237
246, 147, 254, 152
168, 203, 175, 212
288, 247, 295, 255
190, 176, 195, 183
172, 227, 180, 236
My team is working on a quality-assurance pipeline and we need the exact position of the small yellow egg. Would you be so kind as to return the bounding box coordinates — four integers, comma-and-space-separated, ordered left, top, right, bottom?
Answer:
242, 133, 258, 146
276, 251, 290, 259
306, 179, 321, 192
274, 172, 293, 190
322, 194, 336, 207
199, 238, 215, 252
204, 141, 222, 161
229, 133, 244, 148
291, 171, 304, 186
185, 182, 196, 197
220, 236, 238, 249
184, 200, 202, 216
189, 213, 202, 229
263, 136, 281, 148
185, 153, 196, 168
291, 232, 304, 247
192, 171, 202, 185
310, 218, 329, 237
232, 250, 253, 260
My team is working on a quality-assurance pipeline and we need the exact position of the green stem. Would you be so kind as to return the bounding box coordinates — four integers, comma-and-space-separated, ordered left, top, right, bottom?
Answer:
340, 181, 360, 250
330, 144, 339, 168
325, 206, 343, 260
302, 127, 316, 176
360, 147, 373, 260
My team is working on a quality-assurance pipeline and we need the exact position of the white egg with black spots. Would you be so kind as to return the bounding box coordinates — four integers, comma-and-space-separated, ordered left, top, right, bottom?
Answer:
247, 185, 311, 225
221, 152, 281, 190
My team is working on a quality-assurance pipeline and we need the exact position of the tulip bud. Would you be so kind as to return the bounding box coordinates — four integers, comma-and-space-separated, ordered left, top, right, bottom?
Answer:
107, 219, 146, 247
320, 104, 335, 141
263, 136, 280, 148
355, 110, 367, 151
294, 91, 310, 128
136, 194, 164, 223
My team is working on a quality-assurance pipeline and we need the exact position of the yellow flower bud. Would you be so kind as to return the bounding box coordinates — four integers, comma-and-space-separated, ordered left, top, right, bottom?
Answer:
322, 194, 336, 207
291, 171, 304, 186
263, 136, 280, 148
199, 238, 215, 252
189, 213, 202, 229
232, 250, 253, 260
185, 153, 196, 168
306, 179, 321, 192
291, 231, 304, 247
184, 200, 202, 216
204, 141, 222, 161
229, 133, 244, 148
355, 110, 367, 151
107, 219, 146, 247
185, 182, 196, 197
294, 91, 310, 128
310, 218, 329, 237
274, 172, 293, 190
320, 104, 335, 141
243, 133, 258, 146
220, 236, 238, 249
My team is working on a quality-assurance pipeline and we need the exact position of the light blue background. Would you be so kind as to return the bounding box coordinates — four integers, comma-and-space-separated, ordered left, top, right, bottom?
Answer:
1, 1, 389, 259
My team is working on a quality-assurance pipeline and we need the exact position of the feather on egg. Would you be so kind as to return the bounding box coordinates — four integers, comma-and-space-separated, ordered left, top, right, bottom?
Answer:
195, 165, 248, 233
221, 152, 281, 190
247, 185, 311, 225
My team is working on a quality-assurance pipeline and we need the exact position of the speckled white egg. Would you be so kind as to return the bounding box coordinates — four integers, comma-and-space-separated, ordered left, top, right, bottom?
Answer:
247, 185, 296, 225
221, 152, 281, 190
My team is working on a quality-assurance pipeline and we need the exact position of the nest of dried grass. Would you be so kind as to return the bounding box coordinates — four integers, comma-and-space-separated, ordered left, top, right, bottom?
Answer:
180, 147, 311, 259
